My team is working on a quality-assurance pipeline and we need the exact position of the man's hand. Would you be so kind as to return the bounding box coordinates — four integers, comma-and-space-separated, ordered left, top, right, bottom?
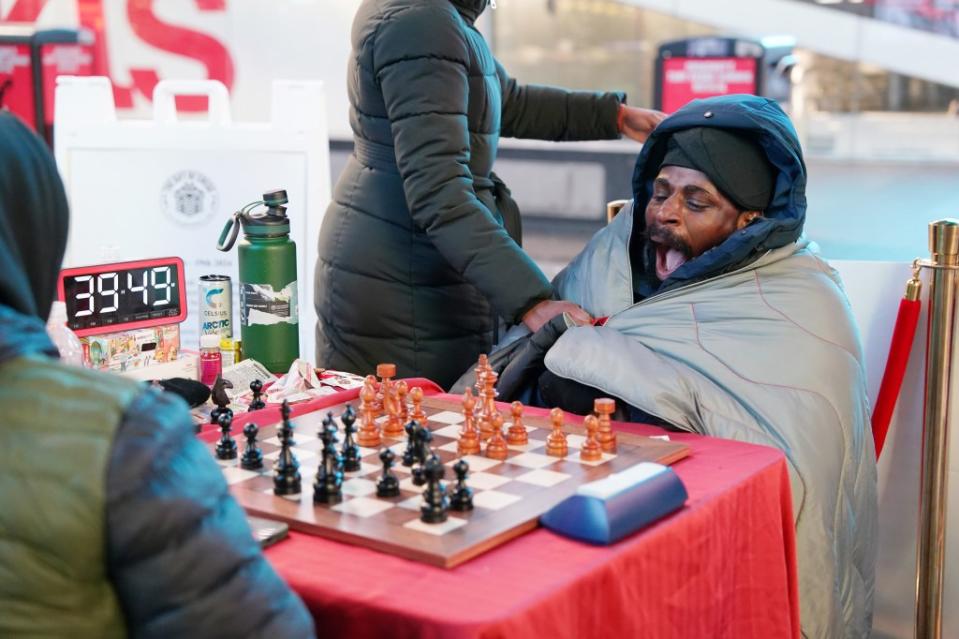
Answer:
522, 300, 592, 333
620, 106, 667, 143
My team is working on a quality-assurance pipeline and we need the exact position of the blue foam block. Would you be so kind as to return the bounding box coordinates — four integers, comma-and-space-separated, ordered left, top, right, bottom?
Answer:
540, 463, 688, 545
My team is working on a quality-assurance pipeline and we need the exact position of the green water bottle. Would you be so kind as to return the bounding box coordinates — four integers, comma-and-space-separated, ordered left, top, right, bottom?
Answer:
217, 189, 299, 373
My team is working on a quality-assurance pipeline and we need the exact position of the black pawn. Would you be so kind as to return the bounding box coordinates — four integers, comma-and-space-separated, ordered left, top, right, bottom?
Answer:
273, 417, 301, 495
249, 379, 266, 411
449, 459, 473, 512
340, 406, 361, 472
401, 420, 417, 467
280, 399, 296, 447
313, 420, 344, 504
210, 405, 233, 428
240, 422, 263, 470
215, 411, 237, 460
420, 455, 449, 524
376, 448, 400, 497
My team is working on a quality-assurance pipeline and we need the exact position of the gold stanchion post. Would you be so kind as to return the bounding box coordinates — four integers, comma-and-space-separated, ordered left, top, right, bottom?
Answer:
916, 219, 959, 639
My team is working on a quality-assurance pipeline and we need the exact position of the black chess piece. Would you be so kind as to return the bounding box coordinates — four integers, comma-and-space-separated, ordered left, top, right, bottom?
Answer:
340, 406, 361, 472
279, 399, 296, 447
249, 378, 266, 411
214, 411, 237, 460
210, 375, 234, 424
273, 410, 301, 495
410, 422, 433, 487
376, 448, 400, 497
420, 455, 449, 524
449, 459, 473, 511
240, 422, 263, 470
401, 420, 418, 467
313, 419, 344, 504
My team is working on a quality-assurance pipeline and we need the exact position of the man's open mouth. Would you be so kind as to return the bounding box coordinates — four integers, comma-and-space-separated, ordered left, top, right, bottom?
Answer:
654, 243, 688, 281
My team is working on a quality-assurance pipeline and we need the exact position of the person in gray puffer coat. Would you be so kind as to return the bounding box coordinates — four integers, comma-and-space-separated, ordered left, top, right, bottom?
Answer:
314, 0, 664, 388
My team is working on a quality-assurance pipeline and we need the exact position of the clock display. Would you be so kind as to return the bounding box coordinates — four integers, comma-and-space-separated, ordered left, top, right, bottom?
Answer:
58, 257, 187, 336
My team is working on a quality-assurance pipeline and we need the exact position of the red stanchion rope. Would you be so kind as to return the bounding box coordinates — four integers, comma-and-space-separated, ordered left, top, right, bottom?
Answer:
871, 272, 923, 459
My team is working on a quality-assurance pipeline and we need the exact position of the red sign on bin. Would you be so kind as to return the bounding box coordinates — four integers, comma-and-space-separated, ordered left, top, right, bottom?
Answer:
661, 57, 758, 114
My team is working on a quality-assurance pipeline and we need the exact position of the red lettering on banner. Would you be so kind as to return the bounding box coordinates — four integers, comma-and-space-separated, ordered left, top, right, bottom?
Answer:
3, 0, 50, 22
126, 0, 233, 111
2, 0, 233, 112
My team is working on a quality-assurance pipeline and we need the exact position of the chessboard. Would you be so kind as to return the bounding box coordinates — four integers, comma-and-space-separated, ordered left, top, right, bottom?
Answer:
211, 394, 689, 568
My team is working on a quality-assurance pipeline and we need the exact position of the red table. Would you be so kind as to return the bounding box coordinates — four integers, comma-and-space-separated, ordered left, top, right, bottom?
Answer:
217, 384, 800, 639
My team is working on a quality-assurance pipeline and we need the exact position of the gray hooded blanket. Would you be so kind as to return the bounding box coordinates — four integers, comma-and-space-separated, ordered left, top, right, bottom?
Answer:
545, 96, 877, 638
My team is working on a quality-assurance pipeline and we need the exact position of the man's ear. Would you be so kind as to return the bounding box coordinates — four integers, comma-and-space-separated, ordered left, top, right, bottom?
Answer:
736, 211, 762, 230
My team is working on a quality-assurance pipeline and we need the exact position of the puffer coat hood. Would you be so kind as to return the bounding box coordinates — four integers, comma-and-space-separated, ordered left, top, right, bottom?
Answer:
449, 0, 489, 21
630, 94, 807, 294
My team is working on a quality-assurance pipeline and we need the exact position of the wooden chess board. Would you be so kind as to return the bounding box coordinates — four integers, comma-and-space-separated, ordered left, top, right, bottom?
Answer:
212, 395, 689, 568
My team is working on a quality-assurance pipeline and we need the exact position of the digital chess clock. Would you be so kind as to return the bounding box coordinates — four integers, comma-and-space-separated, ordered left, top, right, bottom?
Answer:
57, 257, 187, 336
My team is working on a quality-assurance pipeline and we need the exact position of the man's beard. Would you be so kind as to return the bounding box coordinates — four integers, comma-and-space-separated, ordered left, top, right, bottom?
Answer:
644, 223, 692, 281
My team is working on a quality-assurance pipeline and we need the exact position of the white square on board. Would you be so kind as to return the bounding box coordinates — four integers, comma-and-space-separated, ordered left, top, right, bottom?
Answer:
467, 472, 512, 490
566, 434, 586, 449
221, 467, 260, 485
341, 477, 378, 497
398, 496, 421, 511
437, 441, 461, 453
332, 497, 394, 518
473, 490, 522, 511
566, 452, 617, 466
448, 455, 501, 472
507, 452, 555, 470
431, 424, 464, 438
429, 411, 465, 425
514, 469, 571, 488
506, 441, 538, 452
404, 516, 467, 535
357, 446, 379, 458
399, 476, 423, 493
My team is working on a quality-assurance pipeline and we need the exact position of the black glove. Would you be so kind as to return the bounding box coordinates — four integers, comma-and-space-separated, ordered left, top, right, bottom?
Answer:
496, 314, 571, 402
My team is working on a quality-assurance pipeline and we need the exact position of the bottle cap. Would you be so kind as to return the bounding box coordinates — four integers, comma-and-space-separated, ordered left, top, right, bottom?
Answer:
200, 334, 221, 349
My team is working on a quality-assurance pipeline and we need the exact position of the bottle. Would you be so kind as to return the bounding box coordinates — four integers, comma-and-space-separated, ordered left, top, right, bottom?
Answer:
199, 333, 222, 386
220, 336, 236, 370
217, 189, 299, 373
46, 301, 85, 366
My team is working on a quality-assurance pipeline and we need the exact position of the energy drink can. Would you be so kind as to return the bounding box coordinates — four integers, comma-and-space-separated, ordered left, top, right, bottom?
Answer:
199, 275, 232, 338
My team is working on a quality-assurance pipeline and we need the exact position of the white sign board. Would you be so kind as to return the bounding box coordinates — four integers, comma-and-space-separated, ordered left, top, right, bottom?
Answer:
54, 76, 331, 359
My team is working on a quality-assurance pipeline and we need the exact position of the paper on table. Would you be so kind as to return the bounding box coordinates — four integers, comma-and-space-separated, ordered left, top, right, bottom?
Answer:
267, 359, 339, 403
223, 359, 277, 399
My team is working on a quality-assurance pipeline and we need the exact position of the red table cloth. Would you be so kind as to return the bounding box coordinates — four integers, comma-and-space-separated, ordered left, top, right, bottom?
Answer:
209, 382, 800, 638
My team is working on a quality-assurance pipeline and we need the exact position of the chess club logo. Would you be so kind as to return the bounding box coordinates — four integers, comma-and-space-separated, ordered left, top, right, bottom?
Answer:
160, 170, 218, 225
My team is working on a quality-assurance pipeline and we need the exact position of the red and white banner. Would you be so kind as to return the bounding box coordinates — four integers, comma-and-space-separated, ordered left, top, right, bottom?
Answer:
0, 0, 359, 137
661, 57, 758, 114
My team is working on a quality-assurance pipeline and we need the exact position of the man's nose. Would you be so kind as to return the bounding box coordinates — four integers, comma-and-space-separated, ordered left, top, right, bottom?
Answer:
655, 193, 682, 226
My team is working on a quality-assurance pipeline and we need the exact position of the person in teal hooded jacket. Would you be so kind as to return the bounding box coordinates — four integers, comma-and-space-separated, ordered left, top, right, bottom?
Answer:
314, 0, 665, 388
0, 113, 315, 637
